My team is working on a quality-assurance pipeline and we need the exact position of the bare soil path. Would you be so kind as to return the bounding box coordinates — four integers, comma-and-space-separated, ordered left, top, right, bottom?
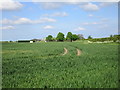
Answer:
62, 48, 81, 56
77, 49, 82, 56
62, 48, 68, 55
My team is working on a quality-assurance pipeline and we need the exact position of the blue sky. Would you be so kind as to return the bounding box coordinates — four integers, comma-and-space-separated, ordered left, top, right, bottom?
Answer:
0, 1, 118, 41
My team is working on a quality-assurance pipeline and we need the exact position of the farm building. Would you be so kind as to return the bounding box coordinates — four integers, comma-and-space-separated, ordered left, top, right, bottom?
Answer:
30, 41, 33, 43
17, 40, 35, 43
17, 39, 41, 43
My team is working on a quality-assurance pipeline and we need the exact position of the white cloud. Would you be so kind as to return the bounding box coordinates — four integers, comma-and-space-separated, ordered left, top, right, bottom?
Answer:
82, 22, 99, 25
74, 27, 86, 31
14, 18, 33, 24
0, 26, 15, 30
51, 12, 68, 17
0, 0, 23, 11
88, 14, 93, 17
33, 1, 99, 11
32, 0, 119, 2
39, 17, 56, 23
1, 18, 33, 24
80, 3, 99, 11
1, 17, 56, 25
43, 25, 54, 29
82, 17, 110, 27
43, 12, 68, 17
40, 2, 62, 10
32, 1, 116, 12
99, 2, 117, 7
32, 1, 62, 10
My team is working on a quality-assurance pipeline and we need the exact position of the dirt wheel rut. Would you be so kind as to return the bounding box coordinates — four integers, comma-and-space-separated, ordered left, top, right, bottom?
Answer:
62, 48, 81, 56
62, 48, 68, 55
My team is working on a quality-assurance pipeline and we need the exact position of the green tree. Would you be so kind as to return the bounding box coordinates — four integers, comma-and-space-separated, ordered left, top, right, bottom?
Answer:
88, 35, 92, 39
46, 35, 53, 41
113, 35, 120, 42
56, 32, 65, 41
110, 35, 113, 38
52, 37, 56, 41
72, 34, 79, 41
66, 32, 72, 42
109, 35, 113, 41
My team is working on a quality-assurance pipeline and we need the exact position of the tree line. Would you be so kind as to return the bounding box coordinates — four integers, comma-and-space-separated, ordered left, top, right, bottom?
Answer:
46, 32, 84, 42
87, 35, 120, 42
46, 32, 120, 43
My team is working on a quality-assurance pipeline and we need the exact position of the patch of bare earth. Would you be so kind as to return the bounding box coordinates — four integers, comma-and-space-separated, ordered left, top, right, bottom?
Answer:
62, 48, 68, 55
77, 49, 81, 56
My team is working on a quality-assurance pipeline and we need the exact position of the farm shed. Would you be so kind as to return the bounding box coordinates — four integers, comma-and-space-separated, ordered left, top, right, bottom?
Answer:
30, 41, 33, 43
18, 40, 35, 43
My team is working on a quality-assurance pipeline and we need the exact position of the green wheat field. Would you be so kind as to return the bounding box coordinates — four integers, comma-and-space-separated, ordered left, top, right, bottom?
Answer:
2, 41, 119, 88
